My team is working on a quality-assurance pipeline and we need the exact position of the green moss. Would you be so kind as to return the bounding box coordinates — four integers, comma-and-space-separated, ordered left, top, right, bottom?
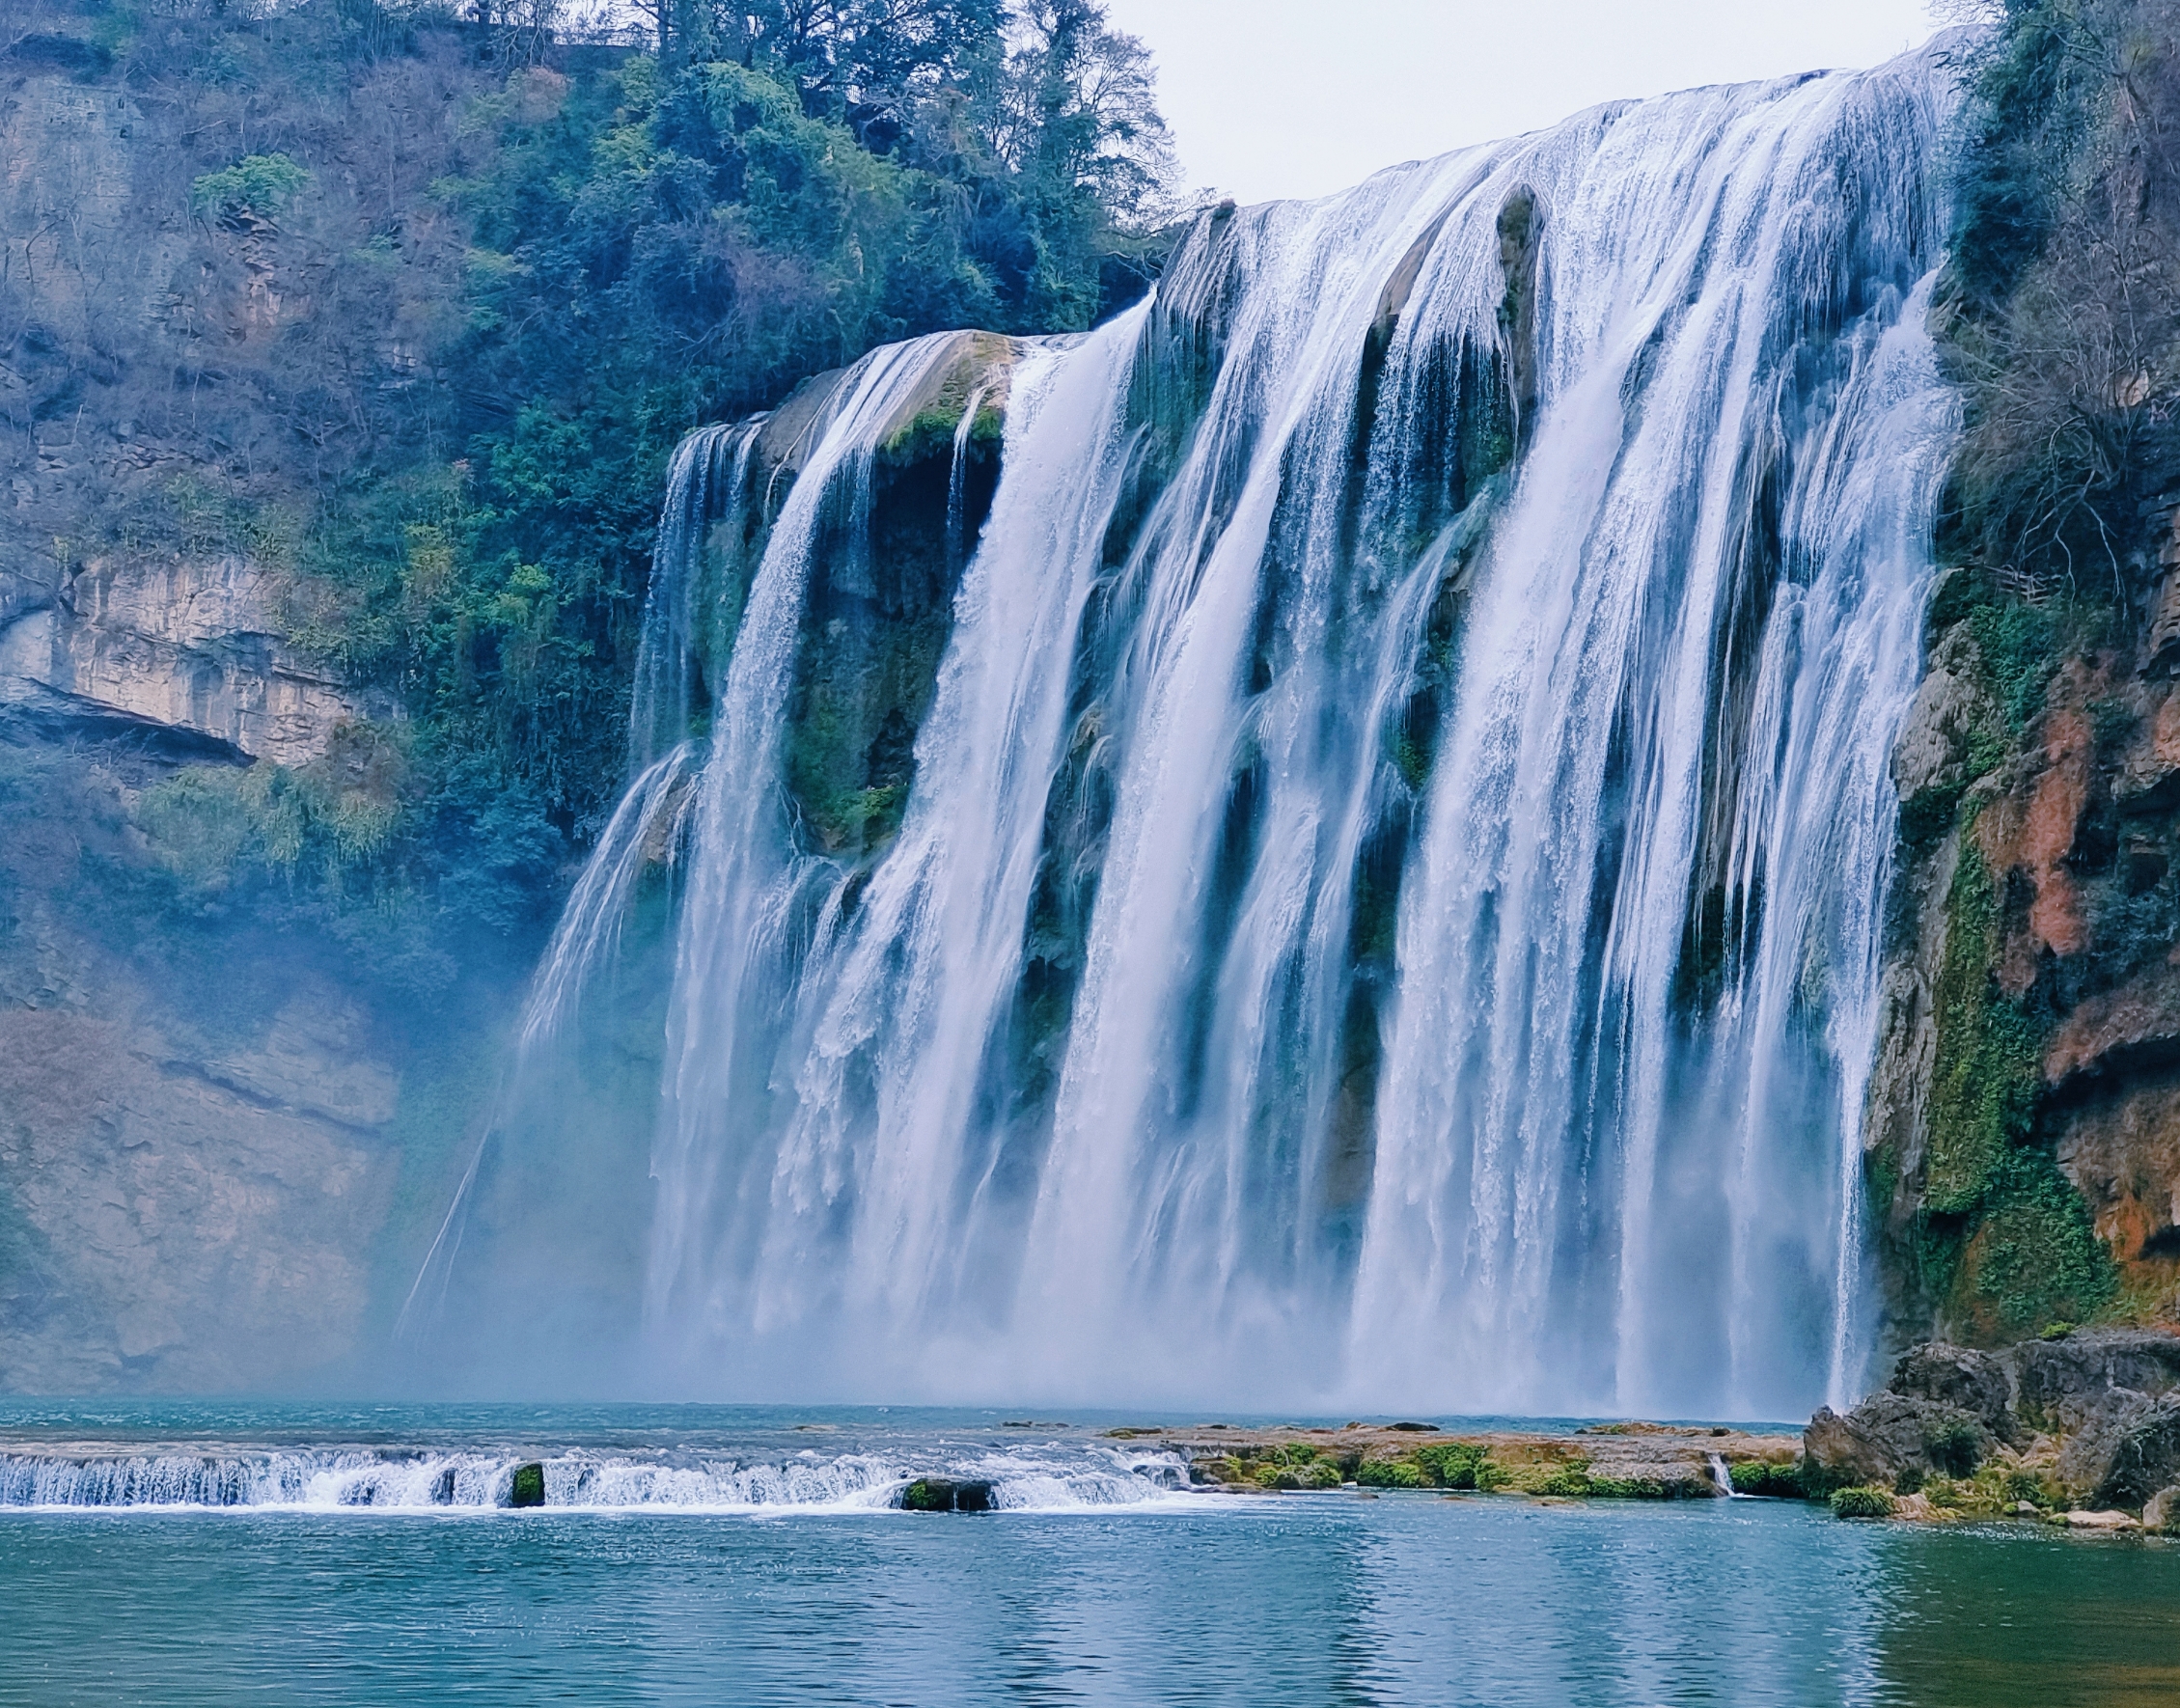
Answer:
881, 401, 970, 465
1898, 782, 1968, 850
1924, 840, 2042, 1216
1584, 1475, 1672, 1500
1967, 602, 2059, 734
509, 1461, 546, 1507
1962, 1150, 2116, 1338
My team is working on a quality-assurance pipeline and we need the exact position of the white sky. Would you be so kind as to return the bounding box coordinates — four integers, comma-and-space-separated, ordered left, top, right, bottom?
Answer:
1101, 0, 1949, 205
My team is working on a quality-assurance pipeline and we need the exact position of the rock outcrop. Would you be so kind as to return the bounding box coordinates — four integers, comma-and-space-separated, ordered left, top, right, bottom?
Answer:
1866, 570, 2180, 1345
1806, 1331, 2180, 1510
1, 552, 382, 763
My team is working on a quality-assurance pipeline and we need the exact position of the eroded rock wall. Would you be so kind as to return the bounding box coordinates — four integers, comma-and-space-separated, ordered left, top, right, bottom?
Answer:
1869, 560, 2180, 1347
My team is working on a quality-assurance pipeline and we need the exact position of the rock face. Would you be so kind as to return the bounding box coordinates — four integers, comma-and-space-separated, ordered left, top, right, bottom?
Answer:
1806, 1332, 2180, 1509
0, 741, 418, 1392
1866, 577, 2180, 1344
0, 57, 382, 767
0, 43, 438, 1392
1, 553, 382, 764
0, 999, 399, 1392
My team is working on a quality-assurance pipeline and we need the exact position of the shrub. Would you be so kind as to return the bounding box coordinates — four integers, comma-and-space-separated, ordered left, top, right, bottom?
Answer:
1414, 1442, 1493, 1489
1528, 1467, 1594, 1498
191, 152, 311, 222
1355, 1457, 1425, 1489
1830, 1486, 1895, 1519
1730, 1460, 1807, 1498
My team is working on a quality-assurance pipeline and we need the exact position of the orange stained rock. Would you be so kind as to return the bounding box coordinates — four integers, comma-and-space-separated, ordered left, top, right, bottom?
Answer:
2153, 688, 2180, 766
1973, 706, 2091, 992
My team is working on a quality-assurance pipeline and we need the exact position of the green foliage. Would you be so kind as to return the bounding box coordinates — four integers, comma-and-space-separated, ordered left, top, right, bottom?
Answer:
1355, 1456, 1426, 1489
190, 152, 311, 222
1924, 841, 2043, 1217
1923, 1417, 1985, 1478
1966, 1149, 2117, 1337
1255, 1459, 1341, 1491
1413, 1442, 1493, 1490
1526, 1466, 1593, 1498
1729, 1460, 1808, 1498
67, 1, 1175, 1004
1829, 1485, 1895, 1520
1966, 600, 2059, 733
138, 741, 404, 892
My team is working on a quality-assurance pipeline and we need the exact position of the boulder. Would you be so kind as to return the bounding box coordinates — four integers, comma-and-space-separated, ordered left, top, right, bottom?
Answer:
1809, 1333, 2180, 1511
897, 1477, 993, 1513
1804, 1392, 1989, 1489
2013, 1333, 2180, 1435
509, 1462, 546, 1508
1890, 1343, 2016, 1442
2064, 1508, 2139, 1530
2089, 1394, 2180, 1511
2142, 1486, 2180, 1532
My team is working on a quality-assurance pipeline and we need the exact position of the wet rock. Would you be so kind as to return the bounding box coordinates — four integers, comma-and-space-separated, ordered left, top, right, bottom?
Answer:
1890, 1343, 2016, 1442
1891, 656, 1998, 802
2011, 1332, 2180, 1433
2142, 1485, 2180, 1531
1805, 1393, 1987, 1487
2088, 1394, 2180, 1510
1809, 1332, 2180, 1506
509, 1462, 546, 1508
897, 1477, 992, 1512
2063, 1507, 2139, 1530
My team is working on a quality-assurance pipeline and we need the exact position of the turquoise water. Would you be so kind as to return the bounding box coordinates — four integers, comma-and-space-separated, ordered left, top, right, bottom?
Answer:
2, 1406, 2176, 1706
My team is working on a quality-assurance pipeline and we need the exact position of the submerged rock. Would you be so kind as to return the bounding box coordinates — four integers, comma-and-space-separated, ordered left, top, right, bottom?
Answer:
508, 1462, 546, 1508
2063, 1508, 2139, 1530
897, 1477, 993, 1512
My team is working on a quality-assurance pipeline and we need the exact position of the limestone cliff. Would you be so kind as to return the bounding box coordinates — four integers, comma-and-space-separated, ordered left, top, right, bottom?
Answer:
0, 22, 484, 1391
1863, 0, 2180, 1354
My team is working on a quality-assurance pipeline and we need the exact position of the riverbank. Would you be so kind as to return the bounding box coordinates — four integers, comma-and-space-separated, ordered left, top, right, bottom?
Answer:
1104, 1420, 1795, 1498
1112, 1328, 2180, 1531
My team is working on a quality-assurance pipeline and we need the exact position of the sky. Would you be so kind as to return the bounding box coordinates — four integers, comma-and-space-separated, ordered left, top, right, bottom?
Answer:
1100, 0, 1951, 205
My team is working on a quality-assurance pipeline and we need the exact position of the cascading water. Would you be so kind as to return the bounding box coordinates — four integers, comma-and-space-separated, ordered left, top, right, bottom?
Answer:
473, 43, 1963, 1418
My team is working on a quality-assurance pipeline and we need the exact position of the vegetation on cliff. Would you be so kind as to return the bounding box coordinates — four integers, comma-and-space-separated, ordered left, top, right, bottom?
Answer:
0, 0, 1172, 1000
1877, 0, 2180, 1342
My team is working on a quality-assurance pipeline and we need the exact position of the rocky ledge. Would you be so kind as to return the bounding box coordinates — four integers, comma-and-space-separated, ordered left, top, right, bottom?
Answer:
1106, 1420, 1798, 1498
1805, 1328, 2180, 1529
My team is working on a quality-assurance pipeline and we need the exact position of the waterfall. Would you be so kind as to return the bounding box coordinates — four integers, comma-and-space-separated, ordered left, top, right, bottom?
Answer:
506, 43, 1960, 1418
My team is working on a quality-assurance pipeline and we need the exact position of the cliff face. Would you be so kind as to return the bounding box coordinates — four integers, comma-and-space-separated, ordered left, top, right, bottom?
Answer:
1863, 0, 2180, 1354
0, 24, 483, 1391
1871, 575, 2180, 1344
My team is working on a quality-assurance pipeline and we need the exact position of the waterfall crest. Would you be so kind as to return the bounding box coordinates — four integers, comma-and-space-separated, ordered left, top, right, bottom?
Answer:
494, 46, 1962, 1417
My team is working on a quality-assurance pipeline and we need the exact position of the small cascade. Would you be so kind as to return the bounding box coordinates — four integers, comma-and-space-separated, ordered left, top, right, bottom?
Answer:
519, 745, 696, 1055
458, 43, 1965, 1418
0, 1443, 1184, 1512
1708, 1452, 1742, 1499
630, 420, 764, 771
